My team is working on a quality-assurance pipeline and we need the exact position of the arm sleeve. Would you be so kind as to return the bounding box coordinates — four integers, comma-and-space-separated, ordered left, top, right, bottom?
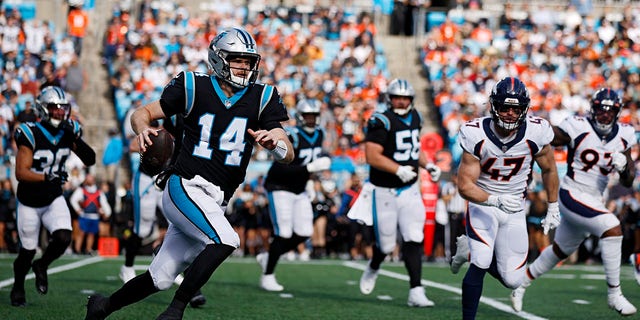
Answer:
159, 71, 188, 117
258, 85, 289, 130
69, 189, 83, 213
364, 113, 389, 145
100, 194, 112, 218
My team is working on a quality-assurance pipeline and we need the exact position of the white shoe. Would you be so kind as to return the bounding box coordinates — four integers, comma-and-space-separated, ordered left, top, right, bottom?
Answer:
299, 249, 311, 262
450, 235, 470, 274
285, 251, 296, 261
608, 292, 637, 316
256, 252, 268, 274
260, 274, 284, 292
510, 285, 526, 312
359, 264, 379, 295
119, 265, 136, 284
631, 253, 640, 286
407, 286, 435, 307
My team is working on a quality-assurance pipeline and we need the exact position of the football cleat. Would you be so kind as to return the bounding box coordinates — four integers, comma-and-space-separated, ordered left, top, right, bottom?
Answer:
450, 235, 470, 274
510, 285, 527, 312
260, 274, 284, 292
155, 306, 184, 320
407, 286, 435, 307
359, 264, 379, 295
119, 265, 136, 284
189, 290, 207, 308
31, 259, 48, 295
84, 294, 110, 320
256, 252, 268, 274
10, 286, 26, 307
608, 292, 637, 316
631, 253, 640, 286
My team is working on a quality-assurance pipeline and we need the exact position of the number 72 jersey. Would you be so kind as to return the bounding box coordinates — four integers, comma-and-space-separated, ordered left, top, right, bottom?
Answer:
458, 116, 554, 196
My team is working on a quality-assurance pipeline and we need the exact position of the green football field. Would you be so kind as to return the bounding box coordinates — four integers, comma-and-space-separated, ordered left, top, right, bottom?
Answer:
0, 254, 638, 319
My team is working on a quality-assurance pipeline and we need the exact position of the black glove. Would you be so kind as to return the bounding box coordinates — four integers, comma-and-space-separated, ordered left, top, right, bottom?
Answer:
61, 120, 82, 141
45, 171, 69, 185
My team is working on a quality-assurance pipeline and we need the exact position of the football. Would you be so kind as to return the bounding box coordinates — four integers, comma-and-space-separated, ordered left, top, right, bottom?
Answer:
140, 129, 174, 176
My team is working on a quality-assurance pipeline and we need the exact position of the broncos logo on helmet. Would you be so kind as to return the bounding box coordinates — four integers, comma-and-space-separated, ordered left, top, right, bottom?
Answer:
35, 86, 71, 128
589, 87, 622, 136
208, 27, 261, 89
489, 77, 530, 131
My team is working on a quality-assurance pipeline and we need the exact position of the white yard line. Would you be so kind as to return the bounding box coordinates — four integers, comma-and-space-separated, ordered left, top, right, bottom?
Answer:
0, 256, 104, 289
343, 261, 548, 320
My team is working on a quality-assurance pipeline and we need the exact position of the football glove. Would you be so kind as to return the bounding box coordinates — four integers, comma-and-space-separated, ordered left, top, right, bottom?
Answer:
45, 171, 68, 185
395, 165, 417, 183
611, 152, 627, 172
61, 120, 82, 141
541, 202, 561, 235
306, 157, 331, 173
484, 194, 521, 214
425, 163, 441, 182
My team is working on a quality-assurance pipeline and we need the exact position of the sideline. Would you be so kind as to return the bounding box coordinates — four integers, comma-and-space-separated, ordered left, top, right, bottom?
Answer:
343, 261, 548, 320
0, 256, 104, 289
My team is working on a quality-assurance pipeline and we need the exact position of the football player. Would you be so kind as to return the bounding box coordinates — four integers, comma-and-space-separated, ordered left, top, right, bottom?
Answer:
257, 98, 331, 291
357, 78, 441, 307
85, 27, 293, 320
11, 86, 96, 306
510, 88, 637, 316
449, 77, 559, 319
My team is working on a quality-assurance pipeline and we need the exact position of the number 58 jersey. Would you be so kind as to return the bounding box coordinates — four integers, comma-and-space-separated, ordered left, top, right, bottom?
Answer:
558, 116, 637, 196
458, 116, 554, 196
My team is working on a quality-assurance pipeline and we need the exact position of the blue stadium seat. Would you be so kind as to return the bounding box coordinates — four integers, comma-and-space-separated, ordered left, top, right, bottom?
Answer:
427, 12, 446, 31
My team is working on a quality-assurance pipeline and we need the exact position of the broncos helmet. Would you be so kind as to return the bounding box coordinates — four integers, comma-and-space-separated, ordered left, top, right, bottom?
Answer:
296, 98, 321, 131
386, 78, 415, 116
589, 88, 622, 136
489, 77, 530, 131
35, 86, 71, 128
208, 27, 261, 89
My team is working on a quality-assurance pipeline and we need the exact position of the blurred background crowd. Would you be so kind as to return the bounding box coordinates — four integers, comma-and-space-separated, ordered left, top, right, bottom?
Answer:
0, 0, 639, 268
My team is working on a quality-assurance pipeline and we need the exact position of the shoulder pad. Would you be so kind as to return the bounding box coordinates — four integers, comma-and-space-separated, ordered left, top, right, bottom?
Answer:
367, 113, 390, 131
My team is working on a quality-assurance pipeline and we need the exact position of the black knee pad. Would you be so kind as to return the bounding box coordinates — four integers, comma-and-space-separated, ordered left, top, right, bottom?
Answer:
52, 229, 72, 246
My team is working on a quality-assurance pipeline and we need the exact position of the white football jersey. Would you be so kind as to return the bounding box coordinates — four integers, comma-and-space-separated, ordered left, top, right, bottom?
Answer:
459, 116, 554, 195
558, 116, 637, 196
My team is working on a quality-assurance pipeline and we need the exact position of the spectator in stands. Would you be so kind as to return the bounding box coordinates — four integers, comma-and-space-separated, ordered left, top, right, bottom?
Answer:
67, 3, 88, 56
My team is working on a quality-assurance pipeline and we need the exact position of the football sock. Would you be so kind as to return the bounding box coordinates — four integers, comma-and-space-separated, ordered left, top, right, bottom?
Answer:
266, 236, 286, 274
369, 244, 386, 270
13, 248, 36, 290
124, 233, 141, 267
601, 236, 623, 288
170, 244, 234, 311
40, 230, 71, 267
462, 264, 486, 320
528, 245, 561, 279
109, 271, 159, 313
402, 241, 423, 288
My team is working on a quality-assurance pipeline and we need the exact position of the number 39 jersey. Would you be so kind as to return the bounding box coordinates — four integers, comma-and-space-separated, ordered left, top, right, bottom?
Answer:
459, 116, 554, 196
159, 71, 288, 200
14, 122, 76, 207
366, 108, 423, 188
558, 116, 637, 196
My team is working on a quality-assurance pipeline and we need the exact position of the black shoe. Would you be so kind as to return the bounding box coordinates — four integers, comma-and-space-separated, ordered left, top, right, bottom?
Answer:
85, 294, 110, 320
155, 307, 183, 320
31, 259, 48, 295
189, 291, 207, 308
10, 287, 26, 307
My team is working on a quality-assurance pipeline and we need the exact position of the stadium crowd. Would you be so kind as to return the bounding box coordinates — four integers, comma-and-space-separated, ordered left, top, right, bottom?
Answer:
0, 0, 639, 276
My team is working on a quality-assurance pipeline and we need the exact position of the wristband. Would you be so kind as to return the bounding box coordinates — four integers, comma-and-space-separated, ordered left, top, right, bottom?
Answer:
269, 140, 288, 161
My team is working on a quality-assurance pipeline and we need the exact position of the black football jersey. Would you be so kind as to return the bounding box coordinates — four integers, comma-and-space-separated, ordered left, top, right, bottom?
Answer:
14, 121, 79, 207
365, 108, 423, 188
264, 126, 325, 194
159, 71, 288, 200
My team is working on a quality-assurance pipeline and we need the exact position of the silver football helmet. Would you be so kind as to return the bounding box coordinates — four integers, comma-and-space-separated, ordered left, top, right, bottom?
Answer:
208, 27, 261, 89
35, 86, 71, 128
296, 98, 321, 131
386, 78, 415, 116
